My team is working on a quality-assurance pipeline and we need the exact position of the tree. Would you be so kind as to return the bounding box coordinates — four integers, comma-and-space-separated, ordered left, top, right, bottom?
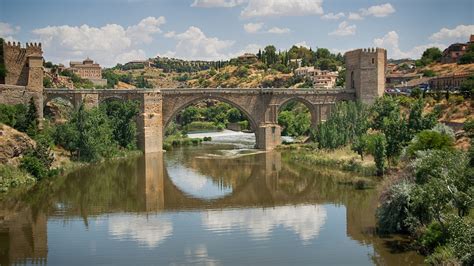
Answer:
101, 100, 140, 149
351, 135, 367, 160
20, 139, 54, 180
460, 75, 474, 98
227, 108, 242, 123
22, 97, 39, 136
420, 47, 442, 65
264, 45, 277, 65
373, 133, 387, 176
406, 130, 455, 157
458, 44, 474, 64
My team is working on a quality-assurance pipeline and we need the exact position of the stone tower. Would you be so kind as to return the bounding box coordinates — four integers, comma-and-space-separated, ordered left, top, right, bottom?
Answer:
1, 41, 44, 118
344, 48, 386, 104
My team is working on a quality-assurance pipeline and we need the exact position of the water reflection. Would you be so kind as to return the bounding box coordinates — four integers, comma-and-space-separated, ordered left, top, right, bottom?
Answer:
202, 205, 327, 243
108, 214, 173, 248
0, 146, 424, 265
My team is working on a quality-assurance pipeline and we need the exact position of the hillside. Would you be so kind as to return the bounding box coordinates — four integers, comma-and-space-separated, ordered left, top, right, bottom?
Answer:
108, 62, 306, 89
420, 62, 474, 76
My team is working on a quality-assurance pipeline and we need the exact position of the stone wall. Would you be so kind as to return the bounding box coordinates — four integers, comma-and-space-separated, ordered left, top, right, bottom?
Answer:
1, 41, 44, 118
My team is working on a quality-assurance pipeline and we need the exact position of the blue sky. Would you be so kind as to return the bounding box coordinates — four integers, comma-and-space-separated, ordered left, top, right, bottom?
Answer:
1, 0, 473, 66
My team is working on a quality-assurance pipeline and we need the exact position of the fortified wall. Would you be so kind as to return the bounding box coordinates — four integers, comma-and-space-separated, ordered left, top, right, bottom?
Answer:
0, 41, 44, 118
345, 48, 386, 104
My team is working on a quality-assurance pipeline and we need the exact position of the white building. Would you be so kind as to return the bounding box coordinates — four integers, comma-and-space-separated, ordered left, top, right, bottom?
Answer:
295, 67, 338, 89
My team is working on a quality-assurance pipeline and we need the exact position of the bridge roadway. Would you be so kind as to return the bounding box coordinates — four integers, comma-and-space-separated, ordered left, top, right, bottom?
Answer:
43, 88, 357, 152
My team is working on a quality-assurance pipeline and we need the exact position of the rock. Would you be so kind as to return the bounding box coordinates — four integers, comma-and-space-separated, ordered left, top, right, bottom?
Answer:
0, 124, 35, 165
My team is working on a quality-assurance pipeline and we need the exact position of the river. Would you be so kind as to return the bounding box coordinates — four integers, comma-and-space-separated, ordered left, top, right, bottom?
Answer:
0, 131, 424, 265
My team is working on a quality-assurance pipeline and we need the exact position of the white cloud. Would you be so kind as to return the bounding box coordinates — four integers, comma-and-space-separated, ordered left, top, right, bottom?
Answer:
374, 31, 446, 59
0, 22, 20, 36
241, 0, 323, 18
267, 27, 290, 34
32, 17, 165, 66
202, 204, 327, 243
0, 22, 21, 42
244, 22, 264, 33
125, 16, 165, 44
348, 3, 395, 20
228, 43, 263, 58
360, 3, 395, 17
321, 12, 345, 20
430, 24, 474, 43
109, 214, 173, 248
329, 21, 356, 36
294, 41, 310, 48
348, 12, 363, 20
191, 0, 246, 8
163, 26, 235, 61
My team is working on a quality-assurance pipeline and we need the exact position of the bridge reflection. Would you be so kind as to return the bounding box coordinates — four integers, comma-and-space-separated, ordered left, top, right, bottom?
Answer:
0, 150, 422, 265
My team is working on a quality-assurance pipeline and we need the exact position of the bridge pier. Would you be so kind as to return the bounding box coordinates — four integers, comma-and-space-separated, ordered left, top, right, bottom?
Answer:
137, 92, 164, 153
256, 123, 281, 150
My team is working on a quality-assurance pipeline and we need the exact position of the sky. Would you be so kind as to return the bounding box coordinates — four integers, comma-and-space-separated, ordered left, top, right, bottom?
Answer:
0, 0, 473, 66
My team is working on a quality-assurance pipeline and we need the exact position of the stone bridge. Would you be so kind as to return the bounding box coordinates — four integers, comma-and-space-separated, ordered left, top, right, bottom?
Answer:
42, 88, 356, 152
0, 41, 386, 152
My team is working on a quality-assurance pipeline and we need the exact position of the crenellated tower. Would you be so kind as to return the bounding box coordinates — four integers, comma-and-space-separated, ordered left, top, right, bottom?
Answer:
344, 47, 386, 104
1, 41, 44, 118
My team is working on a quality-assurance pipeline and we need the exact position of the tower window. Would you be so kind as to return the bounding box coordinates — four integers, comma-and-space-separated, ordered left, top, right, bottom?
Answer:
372, 58, 375, 64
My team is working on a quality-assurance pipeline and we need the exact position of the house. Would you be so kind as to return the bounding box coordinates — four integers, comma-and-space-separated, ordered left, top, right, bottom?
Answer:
294, 66, 338, 89
68, 58, 107, 86
429, 72, 471, 90
440, 35, 473, 64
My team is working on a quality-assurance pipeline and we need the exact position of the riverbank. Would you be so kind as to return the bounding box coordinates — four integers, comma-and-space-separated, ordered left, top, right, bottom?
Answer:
278, 144, 377, 189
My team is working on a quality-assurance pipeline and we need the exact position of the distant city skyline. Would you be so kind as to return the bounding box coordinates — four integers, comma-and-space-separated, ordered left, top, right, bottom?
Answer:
1, 0, 473, 66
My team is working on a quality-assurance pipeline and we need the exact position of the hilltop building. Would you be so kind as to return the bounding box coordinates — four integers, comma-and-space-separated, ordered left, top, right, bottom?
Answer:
441, 35, 473, 64
68, 58, 106, 86
237, 53, 258, 64
294, 66, 338, 89
123, 60, 152, 69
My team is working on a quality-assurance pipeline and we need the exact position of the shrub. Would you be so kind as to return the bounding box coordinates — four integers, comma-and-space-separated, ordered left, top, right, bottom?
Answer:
377, 181, 419, 234
425, 246, 459, 265
406, 130, 455, 157
431, 123, 455, 139
373, 133, 387, 176
419, 222, 447, 253
0, 164, 35, 192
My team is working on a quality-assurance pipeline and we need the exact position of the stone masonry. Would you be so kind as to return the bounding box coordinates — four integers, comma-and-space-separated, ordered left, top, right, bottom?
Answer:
345, 48, 387, 104
0, 39, 386, 152
0, 41, 44, 118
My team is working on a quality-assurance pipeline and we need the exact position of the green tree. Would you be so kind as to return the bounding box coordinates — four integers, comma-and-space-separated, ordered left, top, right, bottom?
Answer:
460, 75, 474, 98
19, 139, 55, 180
420, 47, 442, 65
102, 100, 140, 149
458, 44, 474, 64
227, 108, 243, 123
23, 97, 39, 136
373, 133, 387, 176
406, 130, 455, 157
264, 45, 277, 65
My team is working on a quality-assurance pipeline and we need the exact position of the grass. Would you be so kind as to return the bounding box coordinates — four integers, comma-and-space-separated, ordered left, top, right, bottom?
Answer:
0, 164, 36, 193
163, 133, 207, 150
280, 144, 377, 177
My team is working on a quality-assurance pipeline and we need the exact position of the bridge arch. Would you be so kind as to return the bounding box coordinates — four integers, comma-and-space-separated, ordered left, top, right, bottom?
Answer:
99, 95, 127, 104
163, 95, 259, 133
43, 94, 75, 108
276, 96, 320, 132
